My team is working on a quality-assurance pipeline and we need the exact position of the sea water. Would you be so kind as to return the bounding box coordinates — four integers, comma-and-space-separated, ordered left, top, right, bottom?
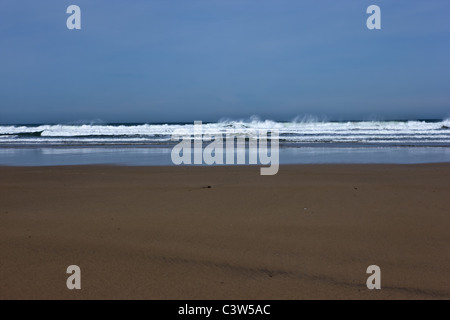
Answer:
0, 119, 449, 166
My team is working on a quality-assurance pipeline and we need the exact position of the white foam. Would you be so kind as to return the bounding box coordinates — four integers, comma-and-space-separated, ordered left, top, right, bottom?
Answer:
0, 119, 449, 145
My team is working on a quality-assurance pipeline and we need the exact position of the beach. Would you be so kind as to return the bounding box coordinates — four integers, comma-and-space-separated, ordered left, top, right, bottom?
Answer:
0, 164, 449, 299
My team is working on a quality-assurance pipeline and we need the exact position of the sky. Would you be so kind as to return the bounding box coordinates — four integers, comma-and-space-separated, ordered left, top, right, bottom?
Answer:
0, 0, 449, 124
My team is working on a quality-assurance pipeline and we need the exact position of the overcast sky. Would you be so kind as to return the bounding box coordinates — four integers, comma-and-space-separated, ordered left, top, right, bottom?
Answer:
0, 0, 449, 124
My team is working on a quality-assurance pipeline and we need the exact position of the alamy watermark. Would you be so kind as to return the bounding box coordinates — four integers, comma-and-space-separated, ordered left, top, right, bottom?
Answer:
66, 4, 381, 31
170, 121, 279, 175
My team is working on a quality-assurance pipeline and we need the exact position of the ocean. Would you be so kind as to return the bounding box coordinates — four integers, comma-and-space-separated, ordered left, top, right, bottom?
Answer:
0, 119, 449, 166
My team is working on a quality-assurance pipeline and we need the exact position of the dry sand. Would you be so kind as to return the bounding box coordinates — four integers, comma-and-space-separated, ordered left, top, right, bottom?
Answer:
0, 164, 449, 299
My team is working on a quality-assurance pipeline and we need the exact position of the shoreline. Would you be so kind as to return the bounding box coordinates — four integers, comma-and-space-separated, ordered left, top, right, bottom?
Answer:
1, 162, 450, 170
1, 161, 450, 166
1, 163, 449, 299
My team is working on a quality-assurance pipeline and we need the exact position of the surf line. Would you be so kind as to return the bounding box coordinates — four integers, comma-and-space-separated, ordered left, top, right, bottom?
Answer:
170, 121, 279, 175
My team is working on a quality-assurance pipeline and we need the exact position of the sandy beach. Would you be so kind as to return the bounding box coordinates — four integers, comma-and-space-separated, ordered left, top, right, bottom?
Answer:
0, 164, 449, 299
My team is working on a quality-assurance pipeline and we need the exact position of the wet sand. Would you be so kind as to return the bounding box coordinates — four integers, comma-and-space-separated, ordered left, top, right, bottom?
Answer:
0, 164, 449, 299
